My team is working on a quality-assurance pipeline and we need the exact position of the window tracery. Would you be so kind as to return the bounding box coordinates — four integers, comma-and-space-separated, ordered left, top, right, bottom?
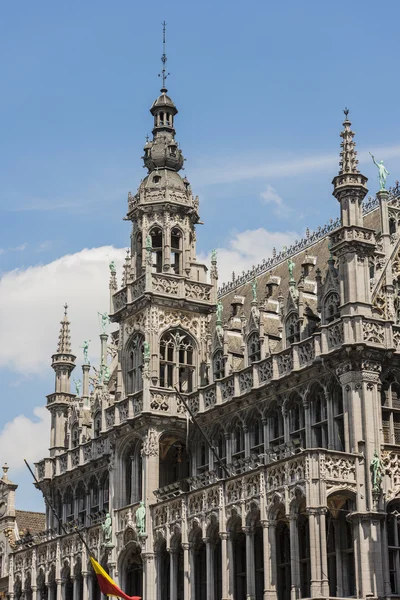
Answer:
248, 331, 261, 364
286, 313, 300, 345
127, 334, 144, 394
382, 376, 400, 445
324, 292, 340, 324
310, 384, 328, 448
213, 350, 225, 380
159, 329, 196, 392
170, 227, 182, 275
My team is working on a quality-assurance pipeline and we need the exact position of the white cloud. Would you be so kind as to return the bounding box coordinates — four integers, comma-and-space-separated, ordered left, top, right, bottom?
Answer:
191, 144, 400, 186
0, 406, 50, 472
260, 184, 292, 217
12, 243, 28, 252
0, 246, 126, 374
199, 227, 300, 285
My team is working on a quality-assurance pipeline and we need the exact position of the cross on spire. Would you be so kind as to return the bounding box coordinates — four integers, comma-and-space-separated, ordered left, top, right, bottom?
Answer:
158, 21, 170, 92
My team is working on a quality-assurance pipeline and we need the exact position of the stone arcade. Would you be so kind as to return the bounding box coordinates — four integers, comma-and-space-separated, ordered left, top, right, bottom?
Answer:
7, 70, 400, 600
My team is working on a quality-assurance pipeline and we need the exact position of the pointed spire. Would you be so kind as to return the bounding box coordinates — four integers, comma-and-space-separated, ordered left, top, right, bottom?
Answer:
158, 21, 169, 92
338, 108, 359, 175
57, 303, 71, 353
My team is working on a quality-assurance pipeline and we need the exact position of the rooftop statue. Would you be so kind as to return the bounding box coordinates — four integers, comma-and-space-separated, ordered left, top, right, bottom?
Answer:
109, 260, 116, 275
369, 152, 389, 190
98, 311, 110, 334
251, 279, 257, 302
211, 249, 217, 263
80, 340, 90, 365
216, 300, 223, 324
288, 258, 295, 282
73, 378, 81, 397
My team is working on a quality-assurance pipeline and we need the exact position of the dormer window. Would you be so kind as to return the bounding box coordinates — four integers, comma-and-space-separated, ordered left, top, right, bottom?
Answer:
153, 175, 161, 184
169, 146, 177, 157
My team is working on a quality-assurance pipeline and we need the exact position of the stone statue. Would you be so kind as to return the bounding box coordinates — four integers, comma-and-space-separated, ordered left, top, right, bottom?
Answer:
103, 361, 111, 383
370, 153, 390, 190
211, 249, 217, 263
80, 340, 90, 365
216, 300, 223, 323
109, 260, 116, 275
143, 341, 150, 360
102, 513, 113, 546
288, 258, 295, 281
145, 235, 152, 251
73, 378, 81, 397
136, 501, 146, 535
371, 450, 382, 492
98, 311, 110, 334
252, 279, 257, 302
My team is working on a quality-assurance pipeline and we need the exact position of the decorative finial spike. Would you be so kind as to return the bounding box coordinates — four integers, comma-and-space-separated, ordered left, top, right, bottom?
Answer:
344, 107, 349, 119
57, 304, 71, 354
158, 21, 170, 92
64, 303, 68, 317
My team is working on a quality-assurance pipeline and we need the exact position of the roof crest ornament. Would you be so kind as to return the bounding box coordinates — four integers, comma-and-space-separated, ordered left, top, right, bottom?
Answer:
158, 21, 170, 92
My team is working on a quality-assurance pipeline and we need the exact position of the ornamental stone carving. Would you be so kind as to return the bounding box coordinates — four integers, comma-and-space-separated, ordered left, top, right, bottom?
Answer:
362, 320, 385, 344
141, 429, 159, 457
327, 321, 344, 348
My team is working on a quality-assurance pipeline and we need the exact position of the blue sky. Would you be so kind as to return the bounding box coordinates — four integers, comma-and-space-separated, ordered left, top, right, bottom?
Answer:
1, 0, 400, 511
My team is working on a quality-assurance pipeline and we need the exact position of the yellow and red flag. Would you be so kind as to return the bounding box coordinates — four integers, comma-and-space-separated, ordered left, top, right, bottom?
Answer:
90, 557, 141, 600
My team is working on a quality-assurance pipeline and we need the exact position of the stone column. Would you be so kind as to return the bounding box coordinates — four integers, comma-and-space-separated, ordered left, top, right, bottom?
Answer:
31, 586, 37, 600
155, 552, 162, 600
307, 509, 320, 598
72, 577, 79, 600
245, 527, 255, 600
262, 520, 276, 600
288, 516, 300, 600
189, 543, 196, 600
82, 573, 89, 600
143, 553, 156, 600
205, 538, 215, 600
55, 580, 61, 600
182, 543, 190, 600
169, 550, 177, 600
220, 532, 231, 600
100, 333, 108, 368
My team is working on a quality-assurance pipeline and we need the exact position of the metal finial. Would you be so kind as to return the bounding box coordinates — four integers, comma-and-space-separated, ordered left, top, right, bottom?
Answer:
63, 303, 68, 316
158, 21, 170, 91
344, 107, 349, 118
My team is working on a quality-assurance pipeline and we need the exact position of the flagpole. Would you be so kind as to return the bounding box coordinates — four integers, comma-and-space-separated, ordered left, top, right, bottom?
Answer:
24, 459, 93, 558
174, 386, 231, 479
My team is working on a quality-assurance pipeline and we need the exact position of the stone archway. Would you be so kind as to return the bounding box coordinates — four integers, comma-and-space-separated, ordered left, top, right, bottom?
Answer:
119, 541, 143, 599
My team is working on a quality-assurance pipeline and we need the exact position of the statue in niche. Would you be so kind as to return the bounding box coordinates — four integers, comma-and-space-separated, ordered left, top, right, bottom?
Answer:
102, 513, 113, 546
136, 502, 146, 535
371, 450, 383, 492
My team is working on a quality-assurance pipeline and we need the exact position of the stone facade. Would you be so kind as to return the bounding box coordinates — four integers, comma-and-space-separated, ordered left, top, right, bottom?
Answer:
7, 79, 400, 600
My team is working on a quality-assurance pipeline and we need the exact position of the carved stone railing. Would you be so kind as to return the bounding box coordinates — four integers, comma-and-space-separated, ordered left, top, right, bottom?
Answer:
115, 502, 141, 532
276, 348, 293, 377
239, 366, 253, 394
220, 375, 234, 402
112, 287, 128, 313
147, 388, 186, 417
152, 273, 179, 296
36, 438, 111, 481
258, 357, 273, 384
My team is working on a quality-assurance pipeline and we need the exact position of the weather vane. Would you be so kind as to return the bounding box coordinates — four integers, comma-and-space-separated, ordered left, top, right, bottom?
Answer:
158, 21, 170, 91
344, 107, 349, 118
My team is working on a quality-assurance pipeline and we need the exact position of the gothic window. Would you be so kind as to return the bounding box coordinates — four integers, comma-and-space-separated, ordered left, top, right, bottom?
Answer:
159, 111, 165, 126
89, 477, 99, 515
136, 233, 142, 275
124, 441, 143, 506
332, 384, 345, 451
231, 423, 245, 460
310, 384, 328, 448
276, 516, 291, 600
213, 350, 225, 380
390, 218, 397, 236
387, 501, 400, 594
298, 511, 311, 598
127, 334, 144, 394
197, 441, 209, 474
170, 228, 182, 275
150, 227, 163, 273
76, 482, 86, 525
159, 330, 196, 392
248, 331, 261, 364
153, 175, 161, 184
71, 424, 79, 448
213, 430, 227, 477
288, 394, 305, 448
268, 404, 284, 449
159, 436, 189, 488
326, 496, 355, 597
250, 418, 264, 454
101, 473, 109, 512
64, 487, 74, 523
381, 377, 400, 445
286, 312, 300, 345
324, 292, 340, 324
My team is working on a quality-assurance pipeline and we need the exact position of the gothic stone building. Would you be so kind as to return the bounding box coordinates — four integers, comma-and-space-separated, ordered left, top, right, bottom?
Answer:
8, 81, 400, 600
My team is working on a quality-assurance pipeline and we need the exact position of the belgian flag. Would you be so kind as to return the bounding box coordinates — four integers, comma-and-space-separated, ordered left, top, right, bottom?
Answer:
90, 557, 141, 600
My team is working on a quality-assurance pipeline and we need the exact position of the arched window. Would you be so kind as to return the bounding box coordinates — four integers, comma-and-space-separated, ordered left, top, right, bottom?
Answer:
382, 377, 400, 445
387, 501, 400, 594
250, 418, 264, 454
197, 441, 209, 474
101, 473, 109, 512
159, 436, 189, 488
76, 482, 86, 525
64, 487, 74, 523
232, 423, 245, 461
286, 313, 300, 345
124, 442, 143, 506
170, 228, 182, 275
332, 383, 345, 451
136, 233, 143, 276
288, 394, 305, 448
213, 350, 225, 380
326, 496, 355, 597
71, 424, 79, 448
127, 334, 144, 394
89, 477, 99, 516
159, 330, 196, 392
298, 509, 311, 598
310, 384, 328, 448
268, 405, 284, 449
150, 227, 163, 273
276, 513, 291, 600
324, 292, 340, 324
248, 332, 261, 364
390, 218, 397, 236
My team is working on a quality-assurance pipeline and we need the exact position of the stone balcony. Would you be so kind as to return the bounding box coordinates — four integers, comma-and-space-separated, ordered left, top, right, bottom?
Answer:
111, 272, 213, 315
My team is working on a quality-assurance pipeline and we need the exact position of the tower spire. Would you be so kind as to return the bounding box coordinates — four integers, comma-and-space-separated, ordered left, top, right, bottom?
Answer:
338, 108, 359, 176
158, 21, 169, 92
57, 303, 71, 353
